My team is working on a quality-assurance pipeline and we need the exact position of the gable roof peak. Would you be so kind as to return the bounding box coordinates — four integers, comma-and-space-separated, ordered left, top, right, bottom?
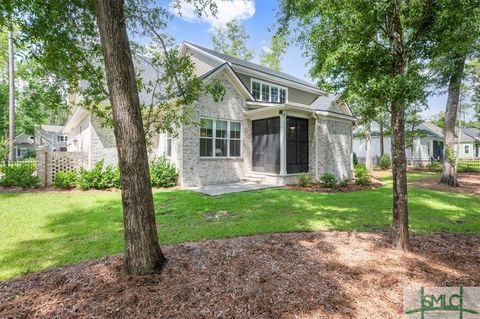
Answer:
182, 41, 324, 93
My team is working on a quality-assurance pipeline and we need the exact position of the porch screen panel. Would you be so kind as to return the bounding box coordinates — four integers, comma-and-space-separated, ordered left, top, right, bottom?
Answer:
252, 117, 280, 173
286, 117, 309, 174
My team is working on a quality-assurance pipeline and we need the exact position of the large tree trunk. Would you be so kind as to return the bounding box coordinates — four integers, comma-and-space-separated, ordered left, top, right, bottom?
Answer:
389, 0, 410, 251
94, 0, 167, 275
8, 30, 15, 162
439, 53, 466, 187
365, 122, 373, 170
379, 117, 385, 156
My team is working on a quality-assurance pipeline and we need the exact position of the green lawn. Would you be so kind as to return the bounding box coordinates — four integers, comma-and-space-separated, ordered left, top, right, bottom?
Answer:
1, 172, 479, 280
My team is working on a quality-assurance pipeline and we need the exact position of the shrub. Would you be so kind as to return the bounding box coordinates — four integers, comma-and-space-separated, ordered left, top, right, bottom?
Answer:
0, 163, 40, 188
298, 172, 313, 187
320, 173, 337, 188
354, 164, 371, 185
352, 152, 359, 166
78, 160, 119, 190
150, 156, 177, 188
339, 179, 349, 187
53, 171, 78, 189
22, 149, 36, 159
379, 153, 391, 169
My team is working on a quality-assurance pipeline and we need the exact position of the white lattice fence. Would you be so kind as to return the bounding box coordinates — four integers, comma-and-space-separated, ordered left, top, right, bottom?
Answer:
37, 147, 88, 186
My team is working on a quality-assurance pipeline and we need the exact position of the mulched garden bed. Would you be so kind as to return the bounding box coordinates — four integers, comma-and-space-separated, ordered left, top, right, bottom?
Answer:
1, 231, 479, 319
411, 172, 480, 196
285, 180, 383, 193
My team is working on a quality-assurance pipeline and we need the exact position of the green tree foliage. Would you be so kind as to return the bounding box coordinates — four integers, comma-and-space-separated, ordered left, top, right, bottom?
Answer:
259, 33, 287, 71
278, 0, 438, 251
430, 111, 446, 129
211, 20, 254, 61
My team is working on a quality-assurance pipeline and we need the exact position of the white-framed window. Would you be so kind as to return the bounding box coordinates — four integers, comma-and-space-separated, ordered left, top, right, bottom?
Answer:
17, 148, 28, 157
464, 145, 470, 154
200, 118, 242, 158
251, 79, 288, 103
57, 135, 67, 142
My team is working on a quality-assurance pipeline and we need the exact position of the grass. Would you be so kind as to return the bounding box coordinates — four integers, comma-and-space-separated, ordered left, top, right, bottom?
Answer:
1, 172, 479, 280
458, 159, 480, 173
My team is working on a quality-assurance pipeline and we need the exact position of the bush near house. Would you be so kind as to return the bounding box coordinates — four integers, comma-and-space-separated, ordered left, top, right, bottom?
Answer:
379, 153, 391, 169
150, 156, 177, 188
53, 171, 78, 189
0, 162, 40, 188
298, 172, 313, 187
354, 164, 371, 185
78, 160, 120, 190
320, 173, 337, 188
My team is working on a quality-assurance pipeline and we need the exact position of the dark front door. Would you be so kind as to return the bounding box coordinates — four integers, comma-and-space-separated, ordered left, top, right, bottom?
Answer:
252, 117, 280, 173
287, 116, 309, 174
433, 140, 444, 160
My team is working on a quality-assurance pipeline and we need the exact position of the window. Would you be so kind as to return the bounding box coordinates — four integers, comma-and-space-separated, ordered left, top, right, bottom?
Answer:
279, 88, 287, 103
252, 81, 261, 100
17, 148, 28, 157
200, 119, 213, 157
261, 83, 270, 101
57, 135, 67, 142
200, 118, 241, 157
230, 122, 241, 157
215, 120, 228, 157
251, 79, 288, 103
464, 145, 470, 154
166, 134, 172, 157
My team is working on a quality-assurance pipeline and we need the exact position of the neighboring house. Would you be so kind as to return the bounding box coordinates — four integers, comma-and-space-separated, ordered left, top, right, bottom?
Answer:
458, 127, 480, 159
353, 123, 480, 165
353, 122, 444, 165
36, 125, 68, 152
13, 133, 35, 160
63, 41, 356, 186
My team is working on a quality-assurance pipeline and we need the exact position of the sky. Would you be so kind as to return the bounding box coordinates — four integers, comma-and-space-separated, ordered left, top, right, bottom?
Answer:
157, 0, 464, 121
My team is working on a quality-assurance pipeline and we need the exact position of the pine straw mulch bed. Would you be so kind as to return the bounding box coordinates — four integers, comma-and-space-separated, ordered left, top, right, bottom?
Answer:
285, 180, 383, 193
1, 231, 479, 319
410, 172, 480, 196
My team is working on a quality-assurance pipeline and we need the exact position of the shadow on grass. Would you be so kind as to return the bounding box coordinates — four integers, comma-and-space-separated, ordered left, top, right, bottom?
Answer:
0, 184, 479, 281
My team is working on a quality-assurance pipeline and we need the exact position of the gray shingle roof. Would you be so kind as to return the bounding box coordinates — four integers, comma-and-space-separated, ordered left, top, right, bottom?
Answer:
463, 128, 480, 140
185, 42, 320, 90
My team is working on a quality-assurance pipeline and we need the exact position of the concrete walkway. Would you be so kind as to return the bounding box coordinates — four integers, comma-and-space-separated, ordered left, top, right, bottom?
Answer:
185, 181, 279, 196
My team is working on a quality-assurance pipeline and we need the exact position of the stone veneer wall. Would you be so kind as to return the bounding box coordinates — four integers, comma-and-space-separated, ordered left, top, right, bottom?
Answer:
315, 117, 353, 181
179, 74, 250, 187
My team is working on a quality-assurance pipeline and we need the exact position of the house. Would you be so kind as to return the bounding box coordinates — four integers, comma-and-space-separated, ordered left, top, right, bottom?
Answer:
354, 122, 444, 165
36, 125, 68, 152
353, 122, 480, 165
13, 133, 35, 159
458, 127, 480, 159
63, 42, 356, 186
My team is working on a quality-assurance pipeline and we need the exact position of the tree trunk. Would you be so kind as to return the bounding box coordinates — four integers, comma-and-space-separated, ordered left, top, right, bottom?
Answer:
8, 30, 15, 162
94, 0, 167, 275
365, 122, 373, 170
439, 53, 466, 187
389, 0, 410, 251
379, 116, 385, 156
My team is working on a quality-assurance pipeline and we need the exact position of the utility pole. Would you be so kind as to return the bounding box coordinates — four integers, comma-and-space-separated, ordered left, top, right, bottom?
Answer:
8, 29, 15, 161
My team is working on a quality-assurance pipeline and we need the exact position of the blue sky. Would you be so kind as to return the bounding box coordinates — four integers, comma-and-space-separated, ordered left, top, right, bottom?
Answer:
158, 0, 456, 120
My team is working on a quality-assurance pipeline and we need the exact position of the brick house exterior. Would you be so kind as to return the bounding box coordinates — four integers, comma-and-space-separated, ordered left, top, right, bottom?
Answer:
63, 42, 356, 186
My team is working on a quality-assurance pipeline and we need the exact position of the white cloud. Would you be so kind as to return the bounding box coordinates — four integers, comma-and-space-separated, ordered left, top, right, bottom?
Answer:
261, 45, 272, 54
171, 0, 255, 29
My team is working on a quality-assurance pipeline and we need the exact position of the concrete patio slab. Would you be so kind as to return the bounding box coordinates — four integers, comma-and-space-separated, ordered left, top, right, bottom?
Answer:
184, 181, 279, 196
